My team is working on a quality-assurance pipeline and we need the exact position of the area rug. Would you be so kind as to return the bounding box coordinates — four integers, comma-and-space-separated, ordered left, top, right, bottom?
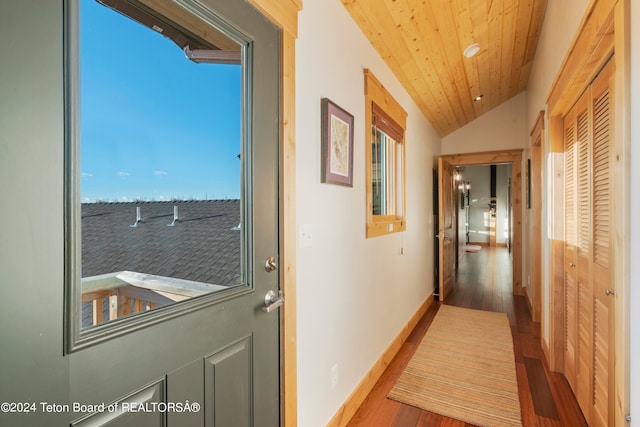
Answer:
388, 305, 522, 426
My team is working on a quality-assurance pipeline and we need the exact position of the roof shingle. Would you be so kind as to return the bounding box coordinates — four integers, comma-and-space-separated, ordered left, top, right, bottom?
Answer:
81, 200, 241, 286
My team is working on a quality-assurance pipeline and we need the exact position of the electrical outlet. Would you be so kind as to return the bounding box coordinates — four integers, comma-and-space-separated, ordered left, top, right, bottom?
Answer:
331, 364, 339, 390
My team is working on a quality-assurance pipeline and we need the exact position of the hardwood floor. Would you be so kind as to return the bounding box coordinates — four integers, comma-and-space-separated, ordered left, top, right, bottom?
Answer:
347, 247, 587, 427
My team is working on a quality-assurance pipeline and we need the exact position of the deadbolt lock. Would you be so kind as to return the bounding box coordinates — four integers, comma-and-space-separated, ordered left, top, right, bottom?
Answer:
265, 256, 277, 273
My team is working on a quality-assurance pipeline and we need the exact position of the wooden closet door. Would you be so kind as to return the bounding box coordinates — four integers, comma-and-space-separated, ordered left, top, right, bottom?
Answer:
574, 91, 593, 413
590, 59, 614, 427
562, 57, 615, 426
563, 106, 578, 391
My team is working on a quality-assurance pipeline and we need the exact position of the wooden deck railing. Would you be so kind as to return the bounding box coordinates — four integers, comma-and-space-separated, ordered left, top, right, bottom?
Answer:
81, 271, 227, 327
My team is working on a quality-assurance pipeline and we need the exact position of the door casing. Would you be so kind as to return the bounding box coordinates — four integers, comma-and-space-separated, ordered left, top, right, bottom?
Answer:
440, 149, 524, 298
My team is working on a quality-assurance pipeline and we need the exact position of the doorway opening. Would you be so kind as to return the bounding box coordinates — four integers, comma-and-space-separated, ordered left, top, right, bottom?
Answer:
438, 149, 523, 299
454, 164, 513, 262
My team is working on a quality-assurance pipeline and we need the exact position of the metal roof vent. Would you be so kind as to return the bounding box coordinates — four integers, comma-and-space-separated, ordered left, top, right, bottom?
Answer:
167, 206, 179, 227
130, 206, 142, 228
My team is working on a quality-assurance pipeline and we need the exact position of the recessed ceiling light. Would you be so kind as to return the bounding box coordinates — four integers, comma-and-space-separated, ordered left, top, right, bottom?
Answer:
464, 43, 481, 58
474, 95, 484, 102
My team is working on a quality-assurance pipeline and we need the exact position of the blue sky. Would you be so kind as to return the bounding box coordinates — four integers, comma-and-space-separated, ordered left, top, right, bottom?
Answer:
80, 0, 241, 202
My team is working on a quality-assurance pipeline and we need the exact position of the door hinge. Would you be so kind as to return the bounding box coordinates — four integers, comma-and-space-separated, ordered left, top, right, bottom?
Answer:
626, 414, 631, 423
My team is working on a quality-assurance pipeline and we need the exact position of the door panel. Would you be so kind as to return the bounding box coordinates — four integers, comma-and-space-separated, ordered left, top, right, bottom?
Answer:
205, 337, 252, 427
592, 297, 611, 426
575, 94, 593, 413
563, 107, 578, 390
67, 0, 281, 426
564, 271, 576, 383
590, 59, 614, 427
167, 360, 205, 426
438, 157, 455, 301
562, 58, 614, 426
71, 380, 165, 426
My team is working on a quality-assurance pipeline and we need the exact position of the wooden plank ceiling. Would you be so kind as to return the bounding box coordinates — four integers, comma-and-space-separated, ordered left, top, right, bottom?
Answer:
341, 0, 547, 137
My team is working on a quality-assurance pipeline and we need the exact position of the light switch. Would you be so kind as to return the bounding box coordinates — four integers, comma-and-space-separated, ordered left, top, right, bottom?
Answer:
298, 224, 313, 248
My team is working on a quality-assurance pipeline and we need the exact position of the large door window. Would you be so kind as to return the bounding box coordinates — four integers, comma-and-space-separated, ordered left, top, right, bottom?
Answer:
68, 0, 254, 346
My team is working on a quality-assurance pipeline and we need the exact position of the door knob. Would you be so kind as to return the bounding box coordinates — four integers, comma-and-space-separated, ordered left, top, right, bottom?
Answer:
605, 289, 615, 296
263, 290, 284, 312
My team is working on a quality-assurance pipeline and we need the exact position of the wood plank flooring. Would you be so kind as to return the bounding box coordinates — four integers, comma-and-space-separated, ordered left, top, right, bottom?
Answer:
347, 247, 587, 427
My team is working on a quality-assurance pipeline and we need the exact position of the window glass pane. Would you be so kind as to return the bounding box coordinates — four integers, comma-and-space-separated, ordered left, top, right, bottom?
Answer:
79, 0, 244, 329
395, 140, 403, 216
371, 127, 400, 216
372, 127, 383, 215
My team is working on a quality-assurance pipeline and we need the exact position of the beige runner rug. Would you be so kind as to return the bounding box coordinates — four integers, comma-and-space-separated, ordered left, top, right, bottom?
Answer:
388, 305, 522, 426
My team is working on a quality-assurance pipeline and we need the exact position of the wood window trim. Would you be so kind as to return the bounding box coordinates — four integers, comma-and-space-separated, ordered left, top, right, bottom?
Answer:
365, 69, 407, 238
372, 103, 404, 142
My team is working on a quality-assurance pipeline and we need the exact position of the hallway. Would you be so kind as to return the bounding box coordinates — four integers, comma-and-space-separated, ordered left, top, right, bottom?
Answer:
347, 247, 588, 426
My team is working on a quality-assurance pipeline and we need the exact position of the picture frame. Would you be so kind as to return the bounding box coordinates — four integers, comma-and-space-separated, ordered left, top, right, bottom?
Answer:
321, 98, 354, 187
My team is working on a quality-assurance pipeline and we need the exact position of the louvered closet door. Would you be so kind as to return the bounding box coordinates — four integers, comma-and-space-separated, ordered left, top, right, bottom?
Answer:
563, 106, 578, 390
562, 57, 615, 426
574, 92, 593, 413
590, 59, 615, 427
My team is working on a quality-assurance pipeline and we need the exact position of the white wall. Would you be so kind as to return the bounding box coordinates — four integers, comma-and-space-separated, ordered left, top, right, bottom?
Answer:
630, 0, 639, 423
295, 1, 441, 425
441, 91, 527, 155
525, 0, 591, 127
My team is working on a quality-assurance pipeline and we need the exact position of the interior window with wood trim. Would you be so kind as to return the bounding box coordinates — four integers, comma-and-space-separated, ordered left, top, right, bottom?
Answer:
365, 69, 407, 238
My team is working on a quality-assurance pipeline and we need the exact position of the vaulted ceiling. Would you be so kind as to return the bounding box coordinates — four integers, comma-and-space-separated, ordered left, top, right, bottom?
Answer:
341, 0, 548, 137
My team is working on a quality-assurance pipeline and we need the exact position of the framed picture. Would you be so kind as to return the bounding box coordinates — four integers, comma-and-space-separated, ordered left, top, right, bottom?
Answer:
321, 98, 354, 186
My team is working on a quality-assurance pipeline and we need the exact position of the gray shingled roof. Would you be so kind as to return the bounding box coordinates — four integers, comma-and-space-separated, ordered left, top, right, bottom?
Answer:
81, 200, 241, 286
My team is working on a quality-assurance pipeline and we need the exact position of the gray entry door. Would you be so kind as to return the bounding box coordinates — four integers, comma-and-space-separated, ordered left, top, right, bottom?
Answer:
65, 0, 281, 426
